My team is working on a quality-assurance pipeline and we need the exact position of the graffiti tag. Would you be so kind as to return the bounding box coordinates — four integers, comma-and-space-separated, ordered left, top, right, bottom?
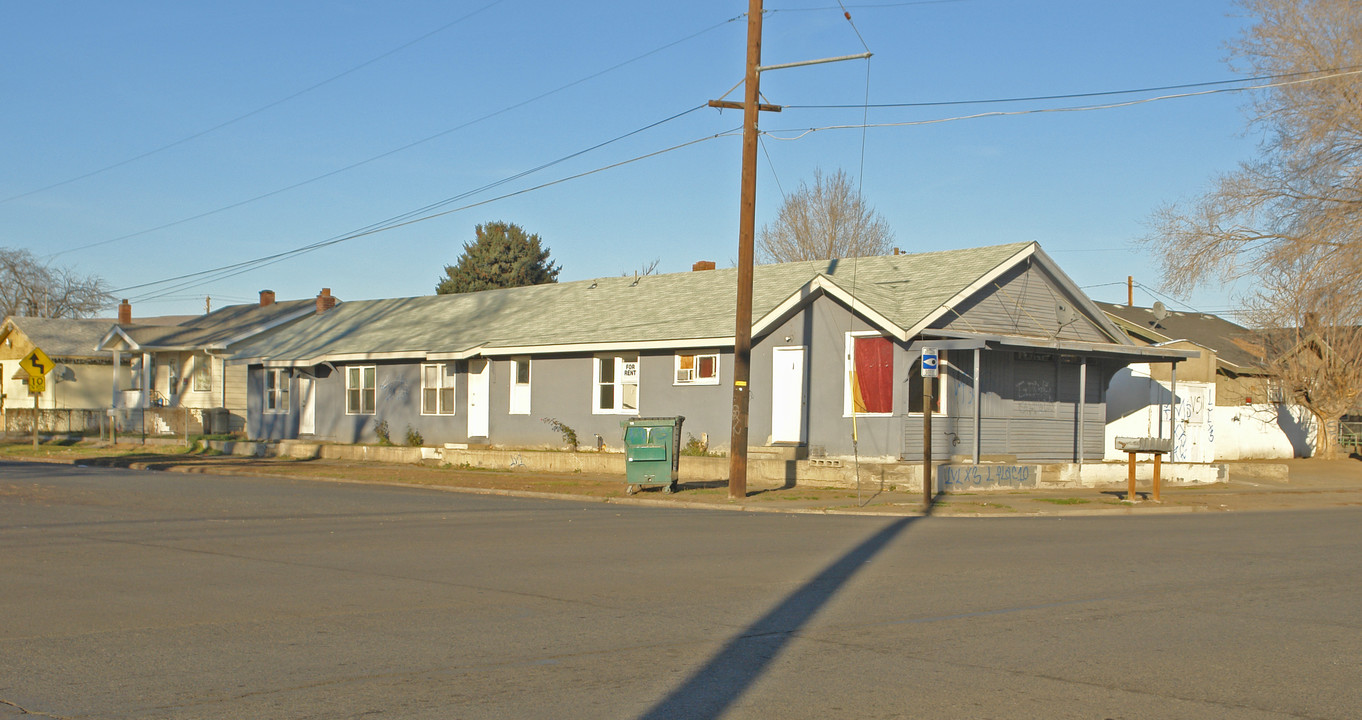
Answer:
939, 465, 1035, 490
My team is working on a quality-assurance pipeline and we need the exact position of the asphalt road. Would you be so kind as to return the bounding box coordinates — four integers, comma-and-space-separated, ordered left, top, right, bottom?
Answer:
2, 460, 1359, 719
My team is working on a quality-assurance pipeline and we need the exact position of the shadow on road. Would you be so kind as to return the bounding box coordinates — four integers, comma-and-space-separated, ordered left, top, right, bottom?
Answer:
637, 515, 918, 720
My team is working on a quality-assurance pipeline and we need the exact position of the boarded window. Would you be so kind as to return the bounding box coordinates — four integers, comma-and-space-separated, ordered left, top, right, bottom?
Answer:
849, 336, 894, 414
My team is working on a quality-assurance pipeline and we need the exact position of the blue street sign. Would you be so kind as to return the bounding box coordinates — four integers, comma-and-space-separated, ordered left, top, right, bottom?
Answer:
921, 347, 939, 378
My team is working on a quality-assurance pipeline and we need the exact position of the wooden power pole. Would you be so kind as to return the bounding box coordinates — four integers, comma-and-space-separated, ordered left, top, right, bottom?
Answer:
725, 0, 764, 501
718, 2, 868, 501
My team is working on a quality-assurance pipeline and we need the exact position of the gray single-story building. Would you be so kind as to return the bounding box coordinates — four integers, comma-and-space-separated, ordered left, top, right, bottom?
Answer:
232, 242, 1195, 461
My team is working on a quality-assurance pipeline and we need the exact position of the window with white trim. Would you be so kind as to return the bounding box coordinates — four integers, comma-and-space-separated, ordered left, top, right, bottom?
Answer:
509, 358, 531, 415
594, 355, 639, 414
421, 363, 455, 415
191, 355, 211, 393
674, 352, 719, 385
346, 366, 376, 415
843, 333, 895, 417
264, 369, 290, 414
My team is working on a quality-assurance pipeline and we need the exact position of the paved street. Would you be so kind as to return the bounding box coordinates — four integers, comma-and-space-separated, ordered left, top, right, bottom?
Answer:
2, 459, 1360, 719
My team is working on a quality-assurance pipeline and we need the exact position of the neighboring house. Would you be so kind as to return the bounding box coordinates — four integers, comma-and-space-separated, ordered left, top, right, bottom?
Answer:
1097, 302, 1311, 460
235, 242, 1194, 462
95, 290, 337, 436
0, 316, 119, 433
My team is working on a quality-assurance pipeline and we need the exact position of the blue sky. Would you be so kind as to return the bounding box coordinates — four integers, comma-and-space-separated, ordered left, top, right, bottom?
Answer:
2, 1, 1260, 319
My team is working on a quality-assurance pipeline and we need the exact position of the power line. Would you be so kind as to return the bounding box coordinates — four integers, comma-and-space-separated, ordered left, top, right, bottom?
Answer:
116, 105, 715, 296
2, 1, 509, 207
48, 13, 744, 259
783, 66, 1362, 110
769, 1, 969, 12
762, 69, 1362, 138
123, 123, 741, 302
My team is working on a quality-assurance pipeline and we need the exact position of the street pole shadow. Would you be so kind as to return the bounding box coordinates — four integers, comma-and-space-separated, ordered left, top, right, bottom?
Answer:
636, 516, 918, 720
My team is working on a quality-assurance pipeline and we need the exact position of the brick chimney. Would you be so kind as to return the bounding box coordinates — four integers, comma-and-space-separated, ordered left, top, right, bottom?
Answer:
259, 289, 276, 307
316, 288, 337, 314
692, 261, 716, 272
118, 299, 132, 325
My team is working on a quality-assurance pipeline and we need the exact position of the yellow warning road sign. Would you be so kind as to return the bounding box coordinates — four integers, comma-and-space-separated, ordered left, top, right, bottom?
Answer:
28, 375, 46, 394
20, 347, 53, 378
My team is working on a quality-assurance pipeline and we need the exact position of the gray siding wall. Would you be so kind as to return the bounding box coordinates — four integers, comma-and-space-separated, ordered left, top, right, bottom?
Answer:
751, 294, 916, 459
245, 285, 1124, 461
924, 351, 1120, 462
942, 260, 1112, 343
248, 353, 738, 451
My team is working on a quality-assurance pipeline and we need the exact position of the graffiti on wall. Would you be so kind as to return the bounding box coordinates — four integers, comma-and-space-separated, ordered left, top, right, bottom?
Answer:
939, 464, 1036, 490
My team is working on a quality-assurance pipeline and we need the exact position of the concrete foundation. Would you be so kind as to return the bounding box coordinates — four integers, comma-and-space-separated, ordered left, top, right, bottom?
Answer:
206, 440, 1288, 492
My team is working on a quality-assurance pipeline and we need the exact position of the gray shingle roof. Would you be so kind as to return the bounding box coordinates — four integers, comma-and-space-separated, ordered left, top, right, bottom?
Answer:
234, 243, 1038, 364
2, 316, 114, 357
108, 299, 317, 350
1096, 302, 1259, 371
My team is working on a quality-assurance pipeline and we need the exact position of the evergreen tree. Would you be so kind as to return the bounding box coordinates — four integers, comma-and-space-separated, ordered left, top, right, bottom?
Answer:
436, 222, 561, 295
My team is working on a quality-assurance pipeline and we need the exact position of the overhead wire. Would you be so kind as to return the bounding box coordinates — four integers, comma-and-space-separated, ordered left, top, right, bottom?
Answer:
3, 0, 510, 207
48, 12, 746, 259
115, 104, 717, 296
784, 66, 1362, 109
769, 1, 969, 12
762, 69, 1362, 139
123, 122, 742, 301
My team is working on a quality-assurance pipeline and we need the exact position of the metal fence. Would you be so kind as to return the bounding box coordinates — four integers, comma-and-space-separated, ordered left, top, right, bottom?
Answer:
1339, 421, 1362, 450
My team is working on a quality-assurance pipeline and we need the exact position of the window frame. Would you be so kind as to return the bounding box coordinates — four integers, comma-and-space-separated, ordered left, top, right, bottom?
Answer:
264, 368, 290, 414
509, 357, 532, 415
843, 332, 900, 418
346, 365, 377, 416
421, 363, 456, 416
592, 354, 640, 415
191, 355, 212, 393
673, 352, 720, 386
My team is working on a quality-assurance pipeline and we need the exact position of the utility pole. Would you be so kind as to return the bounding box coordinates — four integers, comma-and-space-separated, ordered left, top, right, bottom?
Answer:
717, 2, 869, 500
726, 0, 764, 500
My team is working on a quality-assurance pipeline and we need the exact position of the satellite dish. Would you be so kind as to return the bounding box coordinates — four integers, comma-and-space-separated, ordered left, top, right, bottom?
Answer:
1057, 302, 1076, 326
1152, 301, 1168, 323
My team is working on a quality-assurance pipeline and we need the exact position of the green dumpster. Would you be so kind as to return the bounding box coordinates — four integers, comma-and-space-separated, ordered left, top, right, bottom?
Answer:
623, 416, 685, 494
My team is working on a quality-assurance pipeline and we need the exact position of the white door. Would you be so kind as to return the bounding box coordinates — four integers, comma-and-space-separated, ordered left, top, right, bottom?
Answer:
771, 347, 805, 443
298, 377, 316, 435
1176, 384, 1211, 462
468, 359, 490, 438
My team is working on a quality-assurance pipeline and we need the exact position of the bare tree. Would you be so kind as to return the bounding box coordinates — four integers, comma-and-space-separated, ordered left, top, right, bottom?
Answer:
622, 258, 661, 277
1143, 0, 1362, 455
0, 247, 114, 318
1145, 0, 1362, 294
758, 168, 895, 263
1237, 247, 1362, 458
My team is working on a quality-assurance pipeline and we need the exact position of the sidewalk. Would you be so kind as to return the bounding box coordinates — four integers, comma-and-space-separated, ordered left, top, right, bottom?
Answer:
3, 441, 1359, 516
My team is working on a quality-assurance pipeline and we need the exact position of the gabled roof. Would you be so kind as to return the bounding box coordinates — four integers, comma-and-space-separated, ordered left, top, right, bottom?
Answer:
234, 242, 1193, 367
1096, 302, 1260, 372
1, 316, 115, 358
97, 299, 319, 352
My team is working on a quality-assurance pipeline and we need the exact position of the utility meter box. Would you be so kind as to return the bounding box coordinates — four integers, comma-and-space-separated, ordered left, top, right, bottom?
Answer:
623, 416, 685, 494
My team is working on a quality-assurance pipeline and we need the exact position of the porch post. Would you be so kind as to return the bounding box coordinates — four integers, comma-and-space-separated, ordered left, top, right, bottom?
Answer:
1169, 362, 1178, 457
972, 348, 981, 464
111, 349, 121, 409
1078, 357, 1087, 463
140, 353, 152, 408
